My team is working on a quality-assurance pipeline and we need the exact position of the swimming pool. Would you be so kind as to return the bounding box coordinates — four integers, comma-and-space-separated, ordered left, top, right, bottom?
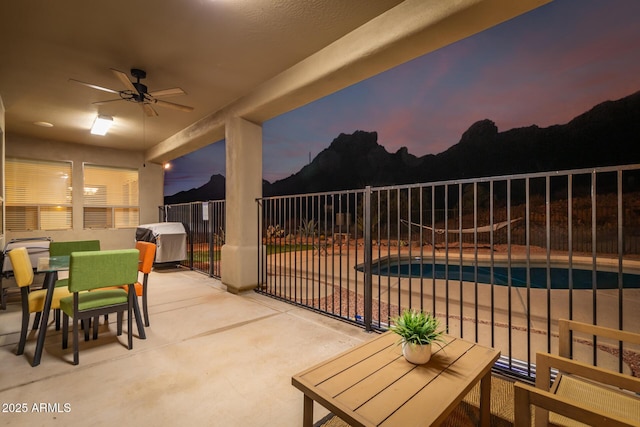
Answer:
363, 261, 640, 290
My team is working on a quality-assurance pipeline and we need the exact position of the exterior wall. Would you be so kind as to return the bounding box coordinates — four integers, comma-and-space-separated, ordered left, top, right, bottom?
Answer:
0, 97, 4, 249
4, 133, 163, 250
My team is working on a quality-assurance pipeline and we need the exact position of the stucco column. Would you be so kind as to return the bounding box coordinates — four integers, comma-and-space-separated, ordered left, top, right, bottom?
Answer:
221, 117, 262, 293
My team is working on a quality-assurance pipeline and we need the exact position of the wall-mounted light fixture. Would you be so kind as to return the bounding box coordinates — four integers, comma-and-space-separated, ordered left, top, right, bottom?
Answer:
90, 115, 113, 135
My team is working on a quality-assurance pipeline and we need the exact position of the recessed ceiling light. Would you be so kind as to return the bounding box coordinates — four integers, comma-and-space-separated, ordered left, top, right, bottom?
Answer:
33, 121, 54, 127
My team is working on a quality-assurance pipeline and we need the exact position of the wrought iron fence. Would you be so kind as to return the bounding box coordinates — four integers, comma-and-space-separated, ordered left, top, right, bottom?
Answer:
159, 200, 225, 278
256, 164, 640, 381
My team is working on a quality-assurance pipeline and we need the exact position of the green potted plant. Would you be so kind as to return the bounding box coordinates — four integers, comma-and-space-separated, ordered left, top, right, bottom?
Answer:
389, 309, 445, 364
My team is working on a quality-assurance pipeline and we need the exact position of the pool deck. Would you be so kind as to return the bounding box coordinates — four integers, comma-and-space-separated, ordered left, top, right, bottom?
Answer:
0, 267, 372, 426
264, 243, 640, 375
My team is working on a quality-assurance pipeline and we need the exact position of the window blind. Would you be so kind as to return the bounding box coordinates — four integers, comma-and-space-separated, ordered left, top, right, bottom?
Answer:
83, 164, 139, 229
5, 158, 72, 231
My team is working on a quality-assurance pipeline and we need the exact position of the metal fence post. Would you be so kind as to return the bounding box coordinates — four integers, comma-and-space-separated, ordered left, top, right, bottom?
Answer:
189, 202, 194, 270
208, 202, 214, 277
364, 185, 373, 331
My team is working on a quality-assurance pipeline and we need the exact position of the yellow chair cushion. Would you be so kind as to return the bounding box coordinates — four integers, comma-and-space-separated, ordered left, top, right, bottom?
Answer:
8, 247, 34, 287
27, 287, 72, 313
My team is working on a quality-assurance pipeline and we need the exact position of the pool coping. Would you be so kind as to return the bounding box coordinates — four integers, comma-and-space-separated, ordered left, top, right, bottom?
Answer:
360, 253, 640, 275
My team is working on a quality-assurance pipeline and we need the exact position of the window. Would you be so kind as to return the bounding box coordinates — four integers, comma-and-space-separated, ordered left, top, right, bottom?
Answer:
83, 164, 139, 229
5, 158, 73, 231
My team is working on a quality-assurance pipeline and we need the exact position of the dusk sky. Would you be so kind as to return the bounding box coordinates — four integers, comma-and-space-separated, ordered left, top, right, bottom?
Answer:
163, 0, 640, 197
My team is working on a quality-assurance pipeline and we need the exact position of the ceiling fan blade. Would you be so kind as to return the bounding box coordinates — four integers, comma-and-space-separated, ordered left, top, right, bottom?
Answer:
92, 98, 124, 105
111, 68, 138, 94
154, 99, 194, 113
69, 78, 120, 94
142, 103, 159, 117
149, 87, 186, 98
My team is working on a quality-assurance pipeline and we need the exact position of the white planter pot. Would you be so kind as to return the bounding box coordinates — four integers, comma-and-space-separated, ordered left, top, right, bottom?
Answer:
402, 341, 432, 364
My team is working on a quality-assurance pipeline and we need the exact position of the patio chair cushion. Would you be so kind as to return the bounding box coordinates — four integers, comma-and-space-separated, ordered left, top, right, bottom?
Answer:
64, 249, 137, 292
49, 240, 101, 257
550, 374, 640, 426
60, 289, 128, 312
119, 241, 156, 296
8, 247, 34, 287
27, 288, 72, 313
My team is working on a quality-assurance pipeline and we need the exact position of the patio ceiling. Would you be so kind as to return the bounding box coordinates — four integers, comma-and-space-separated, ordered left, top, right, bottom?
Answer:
0, 0, 551, 164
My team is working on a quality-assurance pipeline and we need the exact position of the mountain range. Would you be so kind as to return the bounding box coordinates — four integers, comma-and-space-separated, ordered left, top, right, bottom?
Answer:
164, 90, 640, 204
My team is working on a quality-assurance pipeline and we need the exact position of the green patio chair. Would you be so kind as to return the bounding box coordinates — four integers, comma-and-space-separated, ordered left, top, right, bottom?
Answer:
48, 240, 101, 289
60, 249, 139, 365
36, 240, 100, 332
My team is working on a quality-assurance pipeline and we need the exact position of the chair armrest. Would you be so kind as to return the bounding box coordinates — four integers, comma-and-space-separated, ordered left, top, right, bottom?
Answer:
536, 352, 640, 394
559, 319, 640, 358
514, 382, 638, 427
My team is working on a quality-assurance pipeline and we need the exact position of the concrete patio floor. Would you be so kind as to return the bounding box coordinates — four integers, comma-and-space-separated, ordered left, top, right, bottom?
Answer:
0, 267, 373, 426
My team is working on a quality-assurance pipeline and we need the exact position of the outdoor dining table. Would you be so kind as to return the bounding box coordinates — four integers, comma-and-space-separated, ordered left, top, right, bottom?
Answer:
32, 255, 146, 367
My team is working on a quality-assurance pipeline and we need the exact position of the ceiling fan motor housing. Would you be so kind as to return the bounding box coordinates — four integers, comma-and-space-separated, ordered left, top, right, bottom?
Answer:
133, 82, 148, 97
131, 69, 149, 101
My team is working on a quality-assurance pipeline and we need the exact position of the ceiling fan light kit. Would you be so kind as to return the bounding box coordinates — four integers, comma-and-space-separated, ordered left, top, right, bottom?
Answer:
90, 115, 114, 135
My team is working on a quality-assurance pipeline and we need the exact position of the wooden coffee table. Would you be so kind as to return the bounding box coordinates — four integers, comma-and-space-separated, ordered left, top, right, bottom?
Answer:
292, 332, 500, 426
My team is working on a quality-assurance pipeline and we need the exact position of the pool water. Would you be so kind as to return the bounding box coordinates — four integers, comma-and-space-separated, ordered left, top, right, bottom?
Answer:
367, 262, 640, 290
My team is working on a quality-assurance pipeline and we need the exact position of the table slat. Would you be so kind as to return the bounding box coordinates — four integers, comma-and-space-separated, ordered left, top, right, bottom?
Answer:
334, 336, 461, 411
380, 345, 499, 426
317, 340, 403, 397
297, 333, 395, 386
355, 338, 476, 425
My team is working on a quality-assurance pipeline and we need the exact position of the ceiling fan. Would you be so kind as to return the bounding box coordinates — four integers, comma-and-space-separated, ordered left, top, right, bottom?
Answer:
70, 68, 194, 117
